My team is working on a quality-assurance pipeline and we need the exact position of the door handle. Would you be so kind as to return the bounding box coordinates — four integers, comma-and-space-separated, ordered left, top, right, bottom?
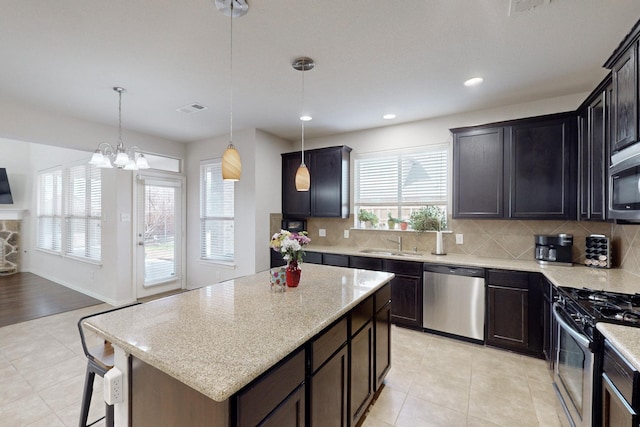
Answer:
138, 242, 144, 246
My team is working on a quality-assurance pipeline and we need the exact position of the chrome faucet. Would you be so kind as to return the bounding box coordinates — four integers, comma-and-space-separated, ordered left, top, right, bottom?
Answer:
387, 236, 402, 252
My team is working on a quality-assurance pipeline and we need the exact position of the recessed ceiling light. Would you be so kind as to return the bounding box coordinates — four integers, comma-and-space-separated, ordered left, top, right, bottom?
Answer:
383, 114, 396, 120
464, 77, 484, 87
300, 115, 312, 121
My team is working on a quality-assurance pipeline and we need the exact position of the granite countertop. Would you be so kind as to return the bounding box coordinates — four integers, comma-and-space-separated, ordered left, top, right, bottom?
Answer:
83, 263, 394, 402
306, 244, 640, 294
597, 323, 640, 371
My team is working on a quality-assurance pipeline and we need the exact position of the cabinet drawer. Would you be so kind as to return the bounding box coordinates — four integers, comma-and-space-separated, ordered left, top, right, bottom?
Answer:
383, 259, 422, 276
351, 296, 374, 336
349, 256, 383, 271
603, 341, 638, 406
486, 269, 529, 289
304, 251, 323, 265
323, 253, 349, 267
236, 349, 305, 427
311, 317, 348, 372
375, 283, 391, 313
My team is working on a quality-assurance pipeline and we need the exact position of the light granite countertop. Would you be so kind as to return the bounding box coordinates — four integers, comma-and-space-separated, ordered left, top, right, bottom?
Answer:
306, 244, 640, 294
597, 323, 640, 371
83, 264, 394, 402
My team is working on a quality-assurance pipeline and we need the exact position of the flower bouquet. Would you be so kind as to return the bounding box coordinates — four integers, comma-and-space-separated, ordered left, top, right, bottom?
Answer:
270, 230, 311, 287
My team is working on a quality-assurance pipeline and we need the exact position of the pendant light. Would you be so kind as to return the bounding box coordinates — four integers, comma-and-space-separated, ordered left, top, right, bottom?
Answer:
292, 57, 315, 192
89, 87, 150, 170
217, 0, 248, 181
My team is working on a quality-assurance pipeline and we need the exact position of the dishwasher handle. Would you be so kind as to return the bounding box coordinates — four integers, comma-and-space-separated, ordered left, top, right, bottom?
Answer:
423, 263, 485, 278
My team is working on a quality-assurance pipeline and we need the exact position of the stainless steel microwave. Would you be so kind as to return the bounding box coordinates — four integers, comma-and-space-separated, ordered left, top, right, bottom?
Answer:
610, 143, 640, 221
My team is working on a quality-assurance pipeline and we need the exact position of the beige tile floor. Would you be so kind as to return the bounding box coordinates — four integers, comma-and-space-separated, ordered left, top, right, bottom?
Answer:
0, 304, 567, 427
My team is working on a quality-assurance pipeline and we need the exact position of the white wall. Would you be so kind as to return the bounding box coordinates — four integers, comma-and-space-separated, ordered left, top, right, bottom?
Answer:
0, 99, 186, 305
184, 129, 291, 288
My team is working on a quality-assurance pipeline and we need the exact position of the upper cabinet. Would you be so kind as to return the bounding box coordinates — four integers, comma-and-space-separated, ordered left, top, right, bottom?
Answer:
605, 22, 640, 154
452, 113, 577, 220
578, 77, 612, 221
282, 145, 351, 219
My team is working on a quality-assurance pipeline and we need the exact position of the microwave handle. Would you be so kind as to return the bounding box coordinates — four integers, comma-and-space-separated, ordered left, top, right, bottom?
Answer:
553, 303, 591, 348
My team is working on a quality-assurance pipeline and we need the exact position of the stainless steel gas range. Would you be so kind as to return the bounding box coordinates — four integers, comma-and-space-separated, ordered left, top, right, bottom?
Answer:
553, 287, 640, 427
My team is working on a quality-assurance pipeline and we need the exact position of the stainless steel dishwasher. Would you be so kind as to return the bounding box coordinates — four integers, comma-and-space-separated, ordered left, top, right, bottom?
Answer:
423, 264, 485, 342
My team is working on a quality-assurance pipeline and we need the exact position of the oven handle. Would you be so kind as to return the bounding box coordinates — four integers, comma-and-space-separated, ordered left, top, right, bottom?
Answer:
553, 303, 591, 348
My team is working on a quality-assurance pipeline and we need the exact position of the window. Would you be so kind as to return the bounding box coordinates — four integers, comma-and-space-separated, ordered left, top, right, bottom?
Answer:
37, 164, 102, 262
354, 145, 448, 229
37, 168, 62, 252
200, 159, 235, 262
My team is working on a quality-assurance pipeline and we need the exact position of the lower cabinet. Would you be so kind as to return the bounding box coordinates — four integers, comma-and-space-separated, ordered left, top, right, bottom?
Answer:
375, 301, 391, 390
259, 385, 306, 427
601, 340, 640, 427
486, 270, 543, 357
350, 320, 374, 425
310, 345, 348, 427
383, 259, 423, 329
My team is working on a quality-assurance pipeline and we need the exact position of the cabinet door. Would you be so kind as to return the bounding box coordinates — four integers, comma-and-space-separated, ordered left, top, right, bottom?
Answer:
350, 321, 374, 426
260, 384, 306, 427
282, 152, 311, 217
611, 41, 638, 153
589, 90, 609, 220
375, 302, 391, 391
509, 116, 576, 219
453, 127, 505, 218
389, 274, 422, 329
486, 285, 529, 351
578, 109, 590, 219
310, 345, 348, 427
310, 147, 344, 217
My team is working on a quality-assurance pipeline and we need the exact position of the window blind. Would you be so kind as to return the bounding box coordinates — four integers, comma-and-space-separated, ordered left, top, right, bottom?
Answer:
200, 159, 235, 262
37, 169, 62, 252
64, 164, 101, 261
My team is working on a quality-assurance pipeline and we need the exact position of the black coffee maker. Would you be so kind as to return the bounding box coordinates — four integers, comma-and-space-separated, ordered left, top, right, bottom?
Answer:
534, 234, 573, 266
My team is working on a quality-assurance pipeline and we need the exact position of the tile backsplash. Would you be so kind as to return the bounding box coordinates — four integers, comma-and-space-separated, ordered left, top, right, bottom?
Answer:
270, 213, 640, 276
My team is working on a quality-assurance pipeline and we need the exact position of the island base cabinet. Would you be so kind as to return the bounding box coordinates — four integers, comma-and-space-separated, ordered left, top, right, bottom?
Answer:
375, 302, 391, 390
350, 321, 374, 425
309, 345, 348, 427
130, 356, 230, 427
258, 384, 306, 427
236, 349, 305, 427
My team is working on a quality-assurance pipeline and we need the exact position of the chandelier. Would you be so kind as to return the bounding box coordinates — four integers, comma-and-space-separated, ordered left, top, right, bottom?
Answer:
89, 87, 150, 170
292, 57, 315, 191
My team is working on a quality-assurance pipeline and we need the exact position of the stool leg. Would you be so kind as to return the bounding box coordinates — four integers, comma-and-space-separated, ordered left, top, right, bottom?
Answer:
105, 403, 114, 427
79, 366, 95, 427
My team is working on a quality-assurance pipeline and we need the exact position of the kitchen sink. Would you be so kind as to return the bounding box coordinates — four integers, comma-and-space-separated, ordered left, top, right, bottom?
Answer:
359, 249, 419, 257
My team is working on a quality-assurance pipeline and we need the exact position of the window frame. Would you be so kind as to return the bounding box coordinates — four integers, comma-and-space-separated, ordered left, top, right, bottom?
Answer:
353, 144, 449, 229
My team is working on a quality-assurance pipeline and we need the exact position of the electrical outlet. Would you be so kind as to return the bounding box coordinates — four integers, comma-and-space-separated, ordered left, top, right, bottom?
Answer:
343, 230, 350, 239
456, 234, 464, 245
104, 367, 123, 404
319, 228, 326, 237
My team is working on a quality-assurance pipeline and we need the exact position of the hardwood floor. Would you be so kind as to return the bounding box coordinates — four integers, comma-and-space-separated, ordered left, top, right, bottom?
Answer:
0, 272, 103, 327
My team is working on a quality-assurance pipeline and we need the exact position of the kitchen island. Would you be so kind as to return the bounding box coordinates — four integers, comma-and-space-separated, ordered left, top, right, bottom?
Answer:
84, 264, 394, 426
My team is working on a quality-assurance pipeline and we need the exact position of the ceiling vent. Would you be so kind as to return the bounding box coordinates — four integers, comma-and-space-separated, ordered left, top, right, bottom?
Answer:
177, 103, 208, 114
509, 0, 550, 15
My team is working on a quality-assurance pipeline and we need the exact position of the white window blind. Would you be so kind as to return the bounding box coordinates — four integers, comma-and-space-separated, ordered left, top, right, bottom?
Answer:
200, 159, 235, 262
37, 169, 62, 252
354, 145, 448, 226
64, 164, 102, 261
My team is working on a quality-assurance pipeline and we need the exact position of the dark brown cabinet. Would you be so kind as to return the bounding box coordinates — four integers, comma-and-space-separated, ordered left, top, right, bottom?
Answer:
607, 40, 638, 153
508, 115, 576, 219
281, 146, 351, 219
309, 318, 348, 427
453, 127, 505, 218
601, 341, 640, 427
579, 78, 611, 221
350, 320, 374, 425
452, 113, 577, 220
486, 270, 543, 357
383, 259, 423, 329
259, 385, 306, 427
375, 302, 391, 390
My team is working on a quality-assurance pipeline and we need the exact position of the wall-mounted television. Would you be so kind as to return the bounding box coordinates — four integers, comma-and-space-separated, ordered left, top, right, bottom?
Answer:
0, 168, 13, 204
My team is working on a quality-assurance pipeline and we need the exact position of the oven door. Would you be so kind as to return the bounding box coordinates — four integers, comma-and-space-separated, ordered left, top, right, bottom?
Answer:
553, 303, 594, 427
